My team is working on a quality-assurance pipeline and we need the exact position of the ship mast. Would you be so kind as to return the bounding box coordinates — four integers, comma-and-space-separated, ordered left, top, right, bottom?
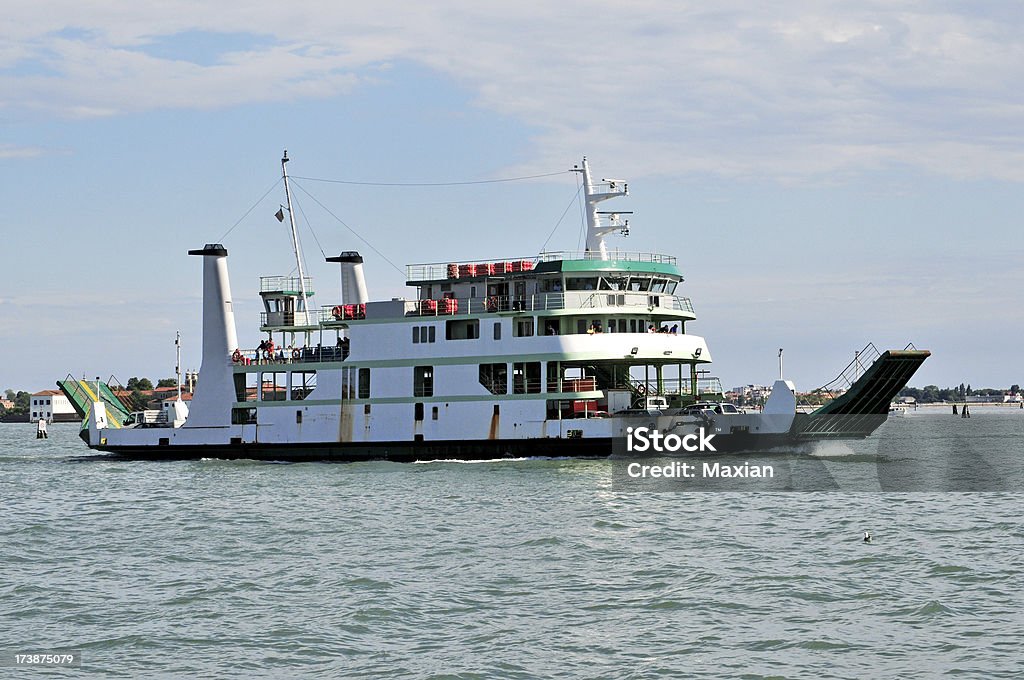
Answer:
575, 157, 630, 260
281, 150, 311, 319
176, 330, 182, 401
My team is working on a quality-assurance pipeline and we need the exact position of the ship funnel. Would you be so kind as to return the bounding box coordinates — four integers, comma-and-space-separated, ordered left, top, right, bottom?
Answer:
326, 251, 369, 305
183, 243, 239, 429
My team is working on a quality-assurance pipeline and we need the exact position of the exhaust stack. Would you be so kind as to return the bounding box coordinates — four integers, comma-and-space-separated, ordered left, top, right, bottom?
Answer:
326, 251, 369, 305
183, 244, 239, 429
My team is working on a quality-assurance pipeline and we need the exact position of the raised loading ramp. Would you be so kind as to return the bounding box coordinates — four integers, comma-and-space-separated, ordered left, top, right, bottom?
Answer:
793, 344, 930, 440
57, 376, 133, 429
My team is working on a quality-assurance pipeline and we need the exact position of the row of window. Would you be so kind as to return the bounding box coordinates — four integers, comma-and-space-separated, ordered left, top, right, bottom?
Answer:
413, 316, 681, 342
421, 276, 679, 297
232, 361, 609, 404
233, 369, 370, 403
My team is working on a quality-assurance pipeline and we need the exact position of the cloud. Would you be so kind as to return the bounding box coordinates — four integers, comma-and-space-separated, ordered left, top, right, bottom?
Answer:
0, 144, 46, 158
3, 2, 1024, 182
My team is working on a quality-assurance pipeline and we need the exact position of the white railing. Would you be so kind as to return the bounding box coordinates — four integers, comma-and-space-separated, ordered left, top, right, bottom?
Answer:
260, 276, 314, 294
393, 292, 695, 317
537, 250, 677, 265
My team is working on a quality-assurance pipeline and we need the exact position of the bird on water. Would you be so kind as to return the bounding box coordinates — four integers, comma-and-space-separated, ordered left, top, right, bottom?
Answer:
863, 531, 872, 543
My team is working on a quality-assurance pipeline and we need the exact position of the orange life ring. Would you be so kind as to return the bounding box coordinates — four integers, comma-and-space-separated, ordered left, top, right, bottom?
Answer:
332, 305, 344, 320
231, 349, 242, 363
486, 296, 499, 312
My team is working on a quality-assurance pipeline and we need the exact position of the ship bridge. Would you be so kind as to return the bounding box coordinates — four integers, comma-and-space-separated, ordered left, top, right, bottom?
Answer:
396, 250, 694, 323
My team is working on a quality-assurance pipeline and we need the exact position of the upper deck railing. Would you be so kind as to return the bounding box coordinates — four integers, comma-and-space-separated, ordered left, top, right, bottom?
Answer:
406, 251, 678, 281
318, 291, 695, 320
260, 276, 314, 295
537, 250, 677, 265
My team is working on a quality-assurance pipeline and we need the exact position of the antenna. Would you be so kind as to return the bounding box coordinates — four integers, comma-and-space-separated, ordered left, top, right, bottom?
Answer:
175, 331, 182, 401
281, 150, 311, 320
779, 348, 784, 380
573, 157, 630, 260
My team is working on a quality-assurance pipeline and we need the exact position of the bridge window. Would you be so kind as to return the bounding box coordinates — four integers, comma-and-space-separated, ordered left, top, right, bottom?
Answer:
566, 277, 598, 291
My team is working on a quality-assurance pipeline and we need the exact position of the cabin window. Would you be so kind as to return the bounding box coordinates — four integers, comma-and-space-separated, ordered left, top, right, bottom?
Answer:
493, 322, 502, 340
576, 319, 588, 334
412, 325, 436, 343
261, 372, 286, 401
628, 277, 651, 291
547, 362, 560, 392
479, 363, 508, 395
513, 362, 542, 394
234, 372, 258, 402
514, 318, 535, 337
358, 368, 370, 399
415, 402, 424, 420
414, 366, 434, 397
231, 407, 257, 424
446, 319, 480, 340
291, 371, 316, 400
432, 406, 439, 420
539, 278, 562, 293
566, 277, 598, 291
666, 281, 678, 294
341, 367, 355, 399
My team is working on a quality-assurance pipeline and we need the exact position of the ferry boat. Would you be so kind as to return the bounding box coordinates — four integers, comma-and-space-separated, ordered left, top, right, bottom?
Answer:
69, 154, 930, 461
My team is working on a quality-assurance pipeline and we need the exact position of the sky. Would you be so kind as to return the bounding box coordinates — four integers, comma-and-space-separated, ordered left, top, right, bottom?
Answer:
1, 1, 1022, 393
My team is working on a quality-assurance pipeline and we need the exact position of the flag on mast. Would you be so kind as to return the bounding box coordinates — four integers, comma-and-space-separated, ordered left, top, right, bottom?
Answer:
275, 207, 285, 222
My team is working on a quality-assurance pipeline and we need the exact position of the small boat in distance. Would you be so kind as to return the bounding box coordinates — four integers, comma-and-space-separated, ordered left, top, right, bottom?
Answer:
67, 154, 930, 461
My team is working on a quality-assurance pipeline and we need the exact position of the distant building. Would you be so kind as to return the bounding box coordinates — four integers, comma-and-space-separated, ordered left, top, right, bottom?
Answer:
30, 390, 79, 423
1004, 394, 1023, 403
0, 398, 13, 410
730, 384, 772, 405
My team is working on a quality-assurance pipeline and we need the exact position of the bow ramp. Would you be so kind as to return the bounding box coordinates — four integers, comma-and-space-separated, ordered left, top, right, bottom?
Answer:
57, 376, 134, 429
793, 344, 931, 440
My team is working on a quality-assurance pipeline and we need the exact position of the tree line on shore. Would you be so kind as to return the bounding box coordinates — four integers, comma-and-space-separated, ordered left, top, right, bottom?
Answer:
898, 383, 1020, 403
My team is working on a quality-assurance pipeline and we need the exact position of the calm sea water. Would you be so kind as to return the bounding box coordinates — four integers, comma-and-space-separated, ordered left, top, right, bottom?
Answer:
2, 411, 1022, 678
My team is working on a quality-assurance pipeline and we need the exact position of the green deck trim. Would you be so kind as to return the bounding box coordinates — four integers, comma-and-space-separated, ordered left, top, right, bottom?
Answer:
557, 259, 682, 277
